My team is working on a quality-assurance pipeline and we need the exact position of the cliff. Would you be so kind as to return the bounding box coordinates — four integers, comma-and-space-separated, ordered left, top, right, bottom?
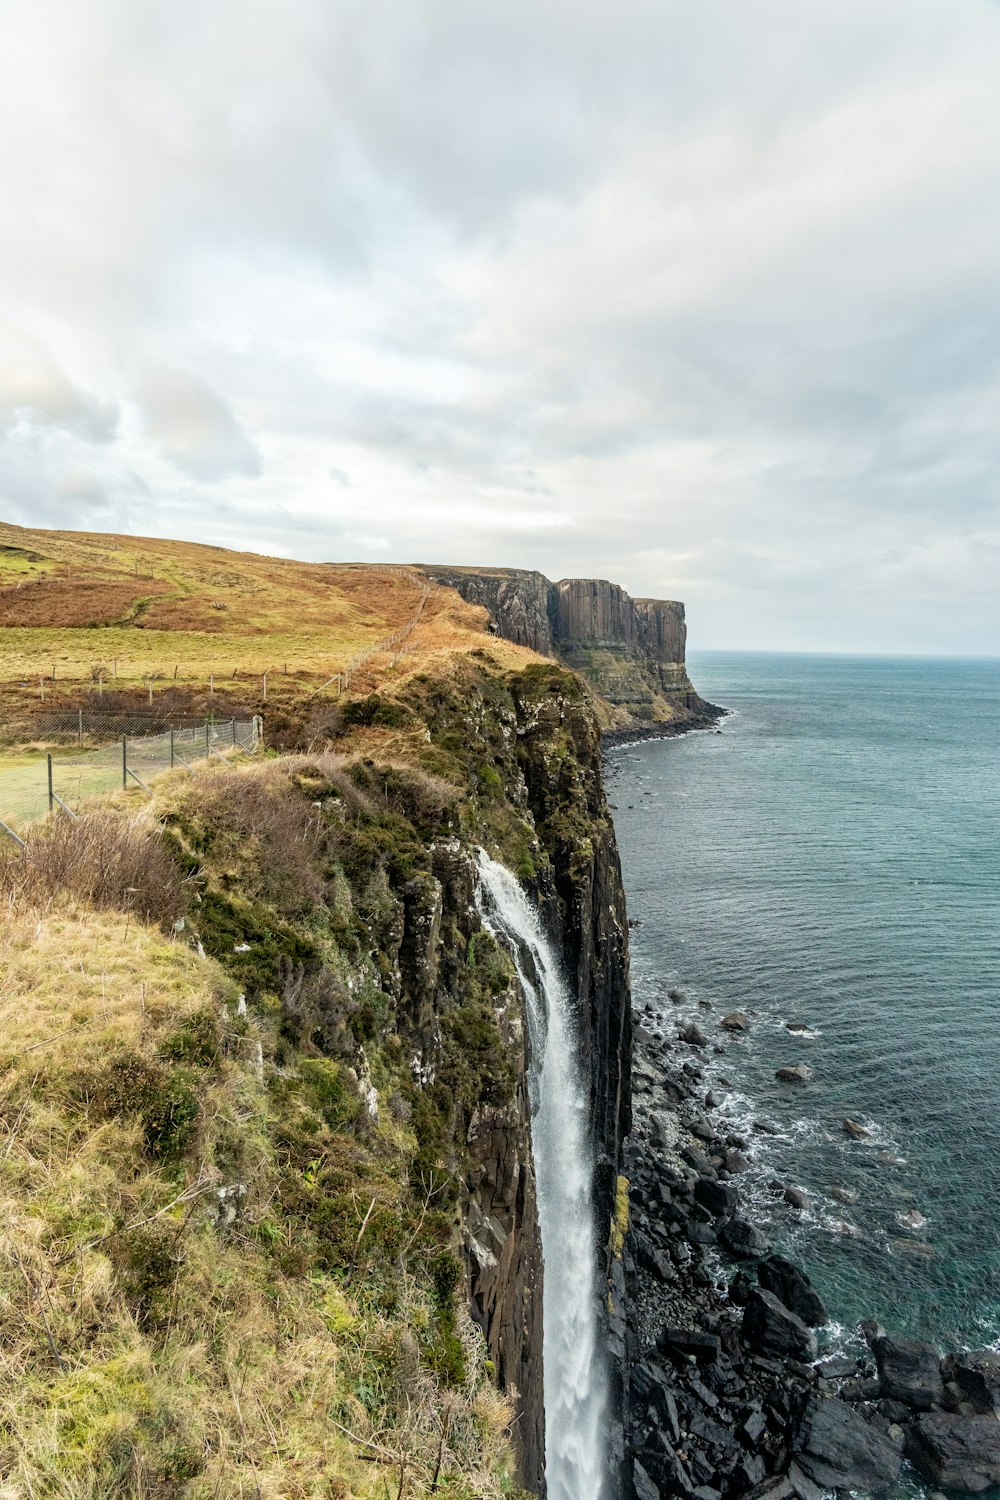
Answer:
0, 643, 632, 1497
388, 656, 633, 1489
423, 566, 719, 735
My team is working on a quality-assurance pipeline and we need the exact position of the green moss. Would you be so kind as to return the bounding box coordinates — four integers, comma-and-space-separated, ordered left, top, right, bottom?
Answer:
158, 1004, 221, 1066
611, 1173, 630, 1258
89, 1051, 200, 1160
477, 763, 503, 797
297, 1057, 360, 1130
109, 1223, 179, 1323
195, 887, 321, 996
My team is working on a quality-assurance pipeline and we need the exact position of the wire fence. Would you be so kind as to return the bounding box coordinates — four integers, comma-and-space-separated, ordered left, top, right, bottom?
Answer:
1, 708, 251, 746
0, 716, 262, 843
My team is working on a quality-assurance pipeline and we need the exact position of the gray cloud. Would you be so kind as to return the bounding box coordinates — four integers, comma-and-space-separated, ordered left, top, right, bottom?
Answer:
135, 368, 260, 481
1, 0, 999, 650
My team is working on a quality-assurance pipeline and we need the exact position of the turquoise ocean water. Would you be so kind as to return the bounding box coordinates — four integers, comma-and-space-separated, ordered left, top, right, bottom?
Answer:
608, 652, 1000, 1354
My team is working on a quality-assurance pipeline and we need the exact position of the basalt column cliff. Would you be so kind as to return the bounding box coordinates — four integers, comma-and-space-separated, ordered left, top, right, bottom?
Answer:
423, 567, 720, 736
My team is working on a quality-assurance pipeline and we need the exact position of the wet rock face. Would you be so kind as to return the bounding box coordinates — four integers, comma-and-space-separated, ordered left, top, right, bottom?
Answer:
943, 1350, 1000, 1414
793, 1398, 902, 1492
873, 1334, 944, 1411
757, 1257, 828, 1329
742, 1289, 818, 1362
905, 1411, 1000, 1493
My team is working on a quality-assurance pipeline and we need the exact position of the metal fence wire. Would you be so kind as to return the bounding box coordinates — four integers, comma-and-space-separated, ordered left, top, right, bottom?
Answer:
0, 716, 261, 842
3, 709, 246, 744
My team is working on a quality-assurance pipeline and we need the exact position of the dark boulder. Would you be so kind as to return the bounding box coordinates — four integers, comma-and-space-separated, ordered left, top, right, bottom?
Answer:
721, 1218, 770, 1259
873, 1333, 943, 1410
658, 1327, 721, 1363
793, 1397, 901, 1492
776, 1064, 814, 1084
757, 1256, 827, 1327
943, 1350, 1000, 1414
694, 1177, 739, 1219
742, 1288, 818, 1361
905, 1410, 1000, 1493
680, 1022, 709, 1047
632, 1458, 661, 1500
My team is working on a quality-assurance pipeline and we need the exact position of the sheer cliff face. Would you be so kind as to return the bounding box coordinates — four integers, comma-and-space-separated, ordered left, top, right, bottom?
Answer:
424, 567, 716, 732
398, 661, 633, 1495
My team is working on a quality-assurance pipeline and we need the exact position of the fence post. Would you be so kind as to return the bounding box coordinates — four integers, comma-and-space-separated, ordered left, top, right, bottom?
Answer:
170, 728, 175, 768
262, 673, 267, 702
122, 736, 127, 790
231, 718, 236, 747
205, 723, 210, 761
78, 709, 83, 746
47, 754, 54, 813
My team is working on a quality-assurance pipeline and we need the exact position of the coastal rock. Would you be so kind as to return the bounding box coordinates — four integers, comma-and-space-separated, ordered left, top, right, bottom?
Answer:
694, 1177, 738, 1219
632, 1458, 660, 1500
793, 1397, 902, 1492
842, 1118, 872, 1139
742, 1288, 818, 1360
874, 1334, 943, 1410
721, 1011, 750, 1031
830, 1186, 859, 1204
776, 1064, 814, 1084
680, 1022, 709, 1048
721, 1218, 771, 1259
782, 1186, 810, 1211
943, 1351, 1000, 1414
757, 1256, 828, 1328
428, 566, 721, 733
905, 1411, 1000, 1493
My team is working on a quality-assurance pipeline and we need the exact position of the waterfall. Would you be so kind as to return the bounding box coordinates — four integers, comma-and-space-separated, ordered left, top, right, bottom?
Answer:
475, 850, 608, 1500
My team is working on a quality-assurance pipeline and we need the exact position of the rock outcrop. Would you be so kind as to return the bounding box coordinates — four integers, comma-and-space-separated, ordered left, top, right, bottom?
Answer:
423, 566, 720, 735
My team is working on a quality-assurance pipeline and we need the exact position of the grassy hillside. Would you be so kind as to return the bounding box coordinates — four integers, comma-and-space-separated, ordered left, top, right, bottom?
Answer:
0, 523, 531, 711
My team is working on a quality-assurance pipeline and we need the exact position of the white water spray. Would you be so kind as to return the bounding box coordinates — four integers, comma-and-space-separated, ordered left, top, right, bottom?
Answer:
476, 850, 608, 1500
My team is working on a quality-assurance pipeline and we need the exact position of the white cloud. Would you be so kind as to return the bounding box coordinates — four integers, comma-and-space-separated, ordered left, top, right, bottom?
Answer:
1, 0, 999, 649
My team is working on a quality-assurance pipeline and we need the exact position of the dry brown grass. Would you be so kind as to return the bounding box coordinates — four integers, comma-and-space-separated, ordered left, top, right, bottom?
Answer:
0, 810, 185, 924
0, 577, 175, 629
0, 522, 536, 698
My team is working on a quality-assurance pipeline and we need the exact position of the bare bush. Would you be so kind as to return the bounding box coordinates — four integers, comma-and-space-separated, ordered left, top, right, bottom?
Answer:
177, 763, 329, 911
0, 809, 184, 924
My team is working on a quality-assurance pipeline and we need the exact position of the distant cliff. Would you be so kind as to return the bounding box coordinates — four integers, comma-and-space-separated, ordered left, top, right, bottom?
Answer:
423, 566, 720, 735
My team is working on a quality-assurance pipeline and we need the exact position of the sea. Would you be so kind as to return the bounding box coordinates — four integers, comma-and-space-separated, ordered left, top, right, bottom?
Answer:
607, 651, 1000, 1362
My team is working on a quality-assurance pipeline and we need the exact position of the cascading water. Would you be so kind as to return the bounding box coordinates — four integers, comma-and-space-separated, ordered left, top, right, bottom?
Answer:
475, 850, 608, 1500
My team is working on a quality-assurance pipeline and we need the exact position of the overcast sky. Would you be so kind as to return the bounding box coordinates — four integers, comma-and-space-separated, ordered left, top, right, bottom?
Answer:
1, 1, 999, 653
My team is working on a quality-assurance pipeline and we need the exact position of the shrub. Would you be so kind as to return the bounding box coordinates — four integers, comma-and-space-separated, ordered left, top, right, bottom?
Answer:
87, 1051, 200, 1161
0, 810, 184, 925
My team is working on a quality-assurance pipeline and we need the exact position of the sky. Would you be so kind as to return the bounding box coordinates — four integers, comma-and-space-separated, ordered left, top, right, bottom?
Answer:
1, 1, 999, 653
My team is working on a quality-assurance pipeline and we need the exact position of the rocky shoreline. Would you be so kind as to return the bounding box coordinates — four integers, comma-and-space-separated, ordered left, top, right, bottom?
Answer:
615, 1002, 1000, 1499
601, 705, 727, 750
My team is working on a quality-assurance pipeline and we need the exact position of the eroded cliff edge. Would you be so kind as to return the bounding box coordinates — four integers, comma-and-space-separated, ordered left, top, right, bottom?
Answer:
422, 565, 720, 736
